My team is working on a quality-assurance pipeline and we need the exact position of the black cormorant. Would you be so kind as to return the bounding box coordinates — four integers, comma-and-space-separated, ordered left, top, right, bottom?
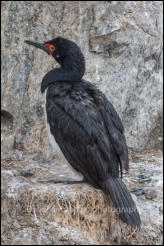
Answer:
25, 37, 141, 227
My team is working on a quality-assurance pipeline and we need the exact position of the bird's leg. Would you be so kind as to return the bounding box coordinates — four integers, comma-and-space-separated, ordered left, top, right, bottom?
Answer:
39, 177, 87, 184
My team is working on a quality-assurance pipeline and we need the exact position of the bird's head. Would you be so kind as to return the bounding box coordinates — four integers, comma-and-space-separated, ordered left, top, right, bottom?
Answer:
25, 37, 85, 77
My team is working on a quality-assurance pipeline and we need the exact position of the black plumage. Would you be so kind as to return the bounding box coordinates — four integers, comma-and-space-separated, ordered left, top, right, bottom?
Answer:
25, 37, 141, 227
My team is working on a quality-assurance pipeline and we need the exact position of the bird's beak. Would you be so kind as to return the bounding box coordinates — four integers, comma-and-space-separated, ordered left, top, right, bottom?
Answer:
24, 40, 50, 54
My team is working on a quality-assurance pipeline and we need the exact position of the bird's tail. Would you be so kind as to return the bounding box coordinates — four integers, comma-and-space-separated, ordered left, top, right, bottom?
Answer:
102, 176, 141, 227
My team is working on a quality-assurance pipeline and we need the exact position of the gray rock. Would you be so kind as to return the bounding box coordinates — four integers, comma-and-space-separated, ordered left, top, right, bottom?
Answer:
145, 189, 158, 200
138, 174, 151, 183
20, 170, 34, 177
131, 188, 145, 196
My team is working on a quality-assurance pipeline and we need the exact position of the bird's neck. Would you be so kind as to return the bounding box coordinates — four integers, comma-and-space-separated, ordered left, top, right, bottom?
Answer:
41, 51, 85, 93
62, 54, 85, 78
41, 67, 82, 93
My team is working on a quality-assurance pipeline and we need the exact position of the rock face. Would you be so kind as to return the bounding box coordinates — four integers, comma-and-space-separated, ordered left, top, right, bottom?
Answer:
1, 1, 163, 160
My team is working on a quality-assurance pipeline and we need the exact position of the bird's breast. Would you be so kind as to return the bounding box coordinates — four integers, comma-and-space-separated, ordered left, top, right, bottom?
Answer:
43, 89, 65, 160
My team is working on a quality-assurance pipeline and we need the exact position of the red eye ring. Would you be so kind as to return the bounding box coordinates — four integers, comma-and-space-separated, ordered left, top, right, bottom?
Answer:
50, 45, 55, 51
45, 44, 55, 55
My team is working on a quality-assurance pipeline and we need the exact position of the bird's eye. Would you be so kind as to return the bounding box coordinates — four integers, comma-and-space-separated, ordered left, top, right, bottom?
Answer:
45, 43, 55, 55
50, 45, 55, 51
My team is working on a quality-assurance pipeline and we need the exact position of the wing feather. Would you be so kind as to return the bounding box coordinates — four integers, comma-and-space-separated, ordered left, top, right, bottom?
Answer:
46, 81, 128, 189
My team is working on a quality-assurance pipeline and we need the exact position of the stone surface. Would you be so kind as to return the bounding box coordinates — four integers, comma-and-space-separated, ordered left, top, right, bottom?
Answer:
1, 150, 163, 245
1, 1, 163, 160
